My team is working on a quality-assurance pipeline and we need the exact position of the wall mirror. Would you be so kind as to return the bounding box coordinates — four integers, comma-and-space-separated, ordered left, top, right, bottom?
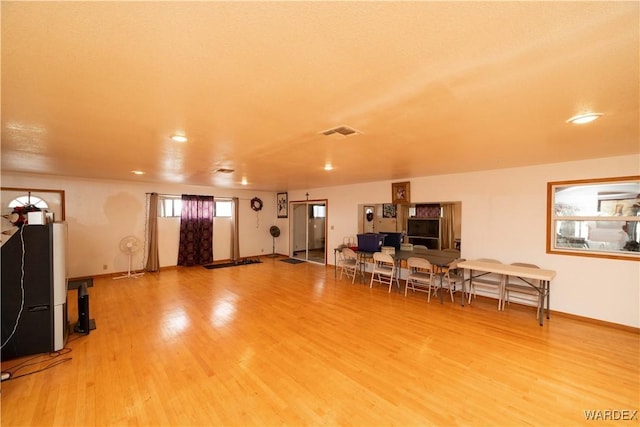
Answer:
547, 176, 640, 261
357, 202, 461, 251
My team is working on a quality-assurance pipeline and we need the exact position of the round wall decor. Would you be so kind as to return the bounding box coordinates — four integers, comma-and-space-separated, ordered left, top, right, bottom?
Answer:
250, 197, 263, 212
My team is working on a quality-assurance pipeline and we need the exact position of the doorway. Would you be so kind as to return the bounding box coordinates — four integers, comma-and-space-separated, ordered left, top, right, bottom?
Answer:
290, 200, 327, 264
363, 205, 375, 233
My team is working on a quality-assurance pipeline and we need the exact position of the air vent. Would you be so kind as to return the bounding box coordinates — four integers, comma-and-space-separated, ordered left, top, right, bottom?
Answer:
215, 168, 235, 174
321, 125, 359, 136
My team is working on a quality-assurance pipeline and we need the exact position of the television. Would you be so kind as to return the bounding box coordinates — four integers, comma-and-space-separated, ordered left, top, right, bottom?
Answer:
407, 218, 440, 238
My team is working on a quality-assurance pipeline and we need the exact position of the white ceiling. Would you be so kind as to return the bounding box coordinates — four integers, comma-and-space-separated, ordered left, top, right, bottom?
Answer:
2, 1, 638, 191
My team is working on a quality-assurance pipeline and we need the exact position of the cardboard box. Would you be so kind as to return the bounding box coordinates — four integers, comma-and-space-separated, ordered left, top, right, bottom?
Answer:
27, 211, 46, 225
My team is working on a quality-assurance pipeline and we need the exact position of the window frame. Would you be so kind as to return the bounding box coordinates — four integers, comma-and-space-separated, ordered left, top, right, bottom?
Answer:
311, 204, 326, 218
8, 195, 49, 210
214, 200, 233, 218
546, 176, 640, 261
1, 187, 65, 220
158, 197, 234, 218
159, 196, 182, 218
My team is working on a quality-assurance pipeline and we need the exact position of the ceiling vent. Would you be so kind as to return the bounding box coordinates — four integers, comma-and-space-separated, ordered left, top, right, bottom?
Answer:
215, 168, 235, 174
321, 125, 359, 136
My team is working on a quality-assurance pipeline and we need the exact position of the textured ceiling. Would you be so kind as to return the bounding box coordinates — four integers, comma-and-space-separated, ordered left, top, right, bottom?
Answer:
1, 1, 638, 191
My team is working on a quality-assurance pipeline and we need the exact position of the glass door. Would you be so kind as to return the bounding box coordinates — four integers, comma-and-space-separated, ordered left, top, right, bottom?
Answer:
290, 200, 327, 264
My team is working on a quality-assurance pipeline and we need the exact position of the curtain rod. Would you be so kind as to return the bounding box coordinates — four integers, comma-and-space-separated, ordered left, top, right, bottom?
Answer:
146, 192, 178, 197
146, 192, 248, 201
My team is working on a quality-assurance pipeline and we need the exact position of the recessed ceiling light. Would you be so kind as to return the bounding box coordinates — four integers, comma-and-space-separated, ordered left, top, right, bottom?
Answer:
241, 177, 248, 186
171, 134, 188, 142
567, 113, 602, 124
131, 170, 145, 175
324, 164, 333, 171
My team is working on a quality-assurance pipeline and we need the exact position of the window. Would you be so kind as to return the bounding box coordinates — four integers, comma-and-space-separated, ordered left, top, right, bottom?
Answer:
8, 195, 49, 210
215, 200, 232, 217
159, 197, 233, 218
159, 196, 182, 218
312, 205, 326, 218
547, 176, 640, 260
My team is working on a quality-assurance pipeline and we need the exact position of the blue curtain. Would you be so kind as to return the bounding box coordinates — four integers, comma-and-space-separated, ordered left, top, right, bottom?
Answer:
177, 194, 214, 266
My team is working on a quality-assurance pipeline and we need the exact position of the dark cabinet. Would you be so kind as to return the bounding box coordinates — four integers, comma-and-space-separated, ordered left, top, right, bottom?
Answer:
407, 218, 441, 250
1, 224, 68, 360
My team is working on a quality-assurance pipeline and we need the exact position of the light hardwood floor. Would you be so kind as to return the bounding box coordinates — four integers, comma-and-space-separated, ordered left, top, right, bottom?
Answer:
1, 258, 638, 426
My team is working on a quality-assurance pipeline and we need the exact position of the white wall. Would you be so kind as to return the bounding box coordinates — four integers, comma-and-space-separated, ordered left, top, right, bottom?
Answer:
0, 173, 281, 277
289, 155, 640, 328
2, 154, 638, 327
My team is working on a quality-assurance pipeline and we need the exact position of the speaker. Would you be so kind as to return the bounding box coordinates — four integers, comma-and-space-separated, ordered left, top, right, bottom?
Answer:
74, 284, 90, 334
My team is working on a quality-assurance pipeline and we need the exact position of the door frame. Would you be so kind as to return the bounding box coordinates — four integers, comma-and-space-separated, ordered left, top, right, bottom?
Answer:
289, 199, 327, 265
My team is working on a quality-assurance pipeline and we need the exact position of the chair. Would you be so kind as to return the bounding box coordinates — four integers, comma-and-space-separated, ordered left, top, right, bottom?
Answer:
502, 263, 542, 318
467, 258, 504, 309
440, 258, 466, 303
412, 245, 429, 253
404, 257, 435, 300
370, 252, 399, 292
339, 247, 361, 284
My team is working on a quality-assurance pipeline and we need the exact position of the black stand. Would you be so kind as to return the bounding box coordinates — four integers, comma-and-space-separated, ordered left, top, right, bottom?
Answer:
268, 236, 279, 258
68, 278, 96, 334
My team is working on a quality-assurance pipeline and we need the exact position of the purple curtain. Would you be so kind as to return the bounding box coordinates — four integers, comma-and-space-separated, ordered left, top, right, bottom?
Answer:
177, 194, 214, 266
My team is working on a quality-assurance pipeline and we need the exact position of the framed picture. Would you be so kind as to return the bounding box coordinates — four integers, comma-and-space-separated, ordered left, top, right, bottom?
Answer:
277, 192, 288, 218
392, 181, 410, 204
382, 204, 397, 218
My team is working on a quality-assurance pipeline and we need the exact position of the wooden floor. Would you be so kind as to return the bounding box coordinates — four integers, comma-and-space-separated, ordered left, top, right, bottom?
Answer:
1, 257, 638, 426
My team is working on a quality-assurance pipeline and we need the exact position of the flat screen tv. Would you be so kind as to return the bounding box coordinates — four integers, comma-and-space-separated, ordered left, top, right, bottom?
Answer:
407, 218, 440, 238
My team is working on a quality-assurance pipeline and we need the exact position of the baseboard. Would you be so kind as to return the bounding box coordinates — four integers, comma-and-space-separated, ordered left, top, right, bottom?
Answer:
550, 310, 640, 334
443, 291, 640, 333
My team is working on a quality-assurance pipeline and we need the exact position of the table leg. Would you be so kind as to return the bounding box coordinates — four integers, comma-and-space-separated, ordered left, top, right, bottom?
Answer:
537, 280, 548, 326
461, 269, 467, 306
499, 274, 506, 311
546, 280, 551, 320
538, 291, 543, 326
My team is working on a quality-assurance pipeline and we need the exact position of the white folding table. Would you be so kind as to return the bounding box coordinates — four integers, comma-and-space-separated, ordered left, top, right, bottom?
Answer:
457, 260, 556, 325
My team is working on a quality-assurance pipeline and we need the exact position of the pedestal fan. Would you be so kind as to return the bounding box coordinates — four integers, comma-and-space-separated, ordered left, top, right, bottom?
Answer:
113, 236, 145, 279
269, 226, 280, 258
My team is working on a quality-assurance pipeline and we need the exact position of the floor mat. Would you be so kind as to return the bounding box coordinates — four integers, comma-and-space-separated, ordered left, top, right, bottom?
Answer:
280, 258, 306, 264
203, 259, 262, 269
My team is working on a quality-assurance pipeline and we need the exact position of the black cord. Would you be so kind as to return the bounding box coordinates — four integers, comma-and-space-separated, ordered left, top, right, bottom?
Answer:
1, 347, 73, 382
64, 329, 89, 344
1, 225, 26, 350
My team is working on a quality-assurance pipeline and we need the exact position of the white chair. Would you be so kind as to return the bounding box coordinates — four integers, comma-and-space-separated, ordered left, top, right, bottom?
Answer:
412, 245, 429, 253
502, 262, 542, 318
440, 258, 466, 303
404, 257, 435, 300
467, 258, 504, 309
370, 252, 399, 292
339, 247, 361, 284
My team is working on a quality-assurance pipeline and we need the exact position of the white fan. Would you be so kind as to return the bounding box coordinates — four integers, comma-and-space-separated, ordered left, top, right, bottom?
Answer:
113, 236, 145, 280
